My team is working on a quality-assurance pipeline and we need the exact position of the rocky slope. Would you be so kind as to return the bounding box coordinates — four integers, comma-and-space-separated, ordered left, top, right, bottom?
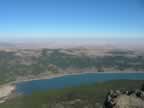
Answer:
0, 85, 15, 103
104, 89, 144, 108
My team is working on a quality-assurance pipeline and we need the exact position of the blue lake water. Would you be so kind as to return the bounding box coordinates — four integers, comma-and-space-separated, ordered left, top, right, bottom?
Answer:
16, 73, 144, 94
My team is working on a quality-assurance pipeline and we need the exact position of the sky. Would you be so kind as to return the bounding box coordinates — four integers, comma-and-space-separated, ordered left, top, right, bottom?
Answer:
0, 0, 144, 41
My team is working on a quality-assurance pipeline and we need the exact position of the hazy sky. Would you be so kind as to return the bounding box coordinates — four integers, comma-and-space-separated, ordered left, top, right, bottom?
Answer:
0, 0, 144, 41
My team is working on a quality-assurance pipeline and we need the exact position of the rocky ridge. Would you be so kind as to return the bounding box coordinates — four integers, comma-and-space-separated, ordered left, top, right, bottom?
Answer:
104, 88, 144, 108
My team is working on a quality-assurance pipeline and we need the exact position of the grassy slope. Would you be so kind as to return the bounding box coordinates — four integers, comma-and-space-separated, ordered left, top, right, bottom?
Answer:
0, 80, 143, 108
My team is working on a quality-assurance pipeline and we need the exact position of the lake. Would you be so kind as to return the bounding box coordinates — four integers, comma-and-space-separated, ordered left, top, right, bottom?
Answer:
16, 73, 144, 94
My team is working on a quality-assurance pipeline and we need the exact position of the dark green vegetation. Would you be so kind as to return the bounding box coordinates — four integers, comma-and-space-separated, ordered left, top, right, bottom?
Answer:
0, 48, 144, 84
0, 80, 143, 108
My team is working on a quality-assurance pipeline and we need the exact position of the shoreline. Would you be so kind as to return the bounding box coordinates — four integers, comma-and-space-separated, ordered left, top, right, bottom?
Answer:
11, 71, 144, 85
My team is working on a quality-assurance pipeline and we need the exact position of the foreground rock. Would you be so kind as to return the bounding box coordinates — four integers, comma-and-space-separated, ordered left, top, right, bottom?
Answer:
104, 89, 144, 108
